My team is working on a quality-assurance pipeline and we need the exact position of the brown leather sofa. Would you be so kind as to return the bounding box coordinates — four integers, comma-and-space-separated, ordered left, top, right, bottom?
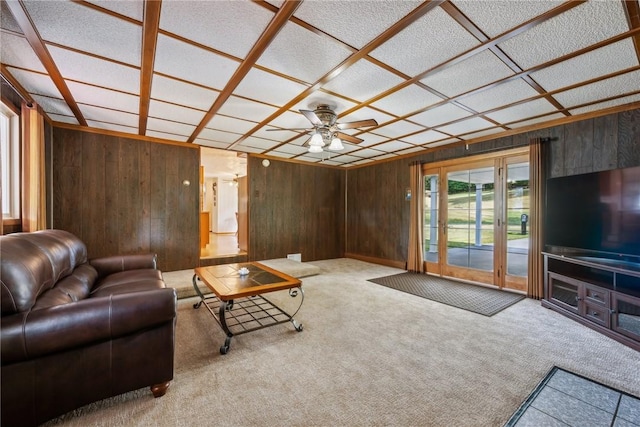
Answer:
1, 229, 177, 427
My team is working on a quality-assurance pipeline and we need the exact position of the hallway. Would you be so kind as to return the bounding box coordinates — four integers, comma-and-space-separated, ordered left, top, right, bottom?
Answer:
200, 233, 246, 259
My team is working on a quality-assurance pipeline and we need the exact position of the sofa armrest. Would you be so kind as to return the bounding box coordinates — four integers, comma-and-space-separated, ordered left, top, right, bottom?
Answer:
1, 288, 176, 365
89, 253, 157, 279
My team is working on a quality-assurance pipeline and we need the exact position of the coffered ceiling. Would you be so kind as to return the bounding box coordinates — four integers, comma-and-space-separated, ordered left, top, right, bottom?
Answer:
2, 0, 639, 167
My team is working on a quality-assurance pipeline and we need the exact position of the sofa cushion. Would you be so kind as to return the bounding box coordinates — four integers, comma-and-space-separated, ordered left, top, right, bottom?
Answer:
90, 269, 165, 298
1, 230, 87, 315
33, 264, 98, 310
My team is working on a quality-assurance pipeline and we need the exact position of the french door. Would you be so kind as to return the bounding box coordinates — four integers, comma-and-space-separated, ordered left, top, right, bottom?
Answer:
422, 148, 529, 291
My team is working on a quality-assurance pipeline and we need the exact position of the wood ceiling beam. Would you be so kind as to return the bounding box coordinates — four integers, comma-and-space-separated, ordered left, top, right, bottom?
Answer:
138, 0, 162, 135
623, 0, 640, 62
5, 0, 87, 126
187, 0, 303, 144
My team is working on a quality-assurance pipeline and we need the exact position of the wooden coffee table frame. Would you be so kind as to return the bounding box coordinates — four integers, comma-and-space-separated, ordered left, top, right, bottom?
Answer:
192, 262, 304, 354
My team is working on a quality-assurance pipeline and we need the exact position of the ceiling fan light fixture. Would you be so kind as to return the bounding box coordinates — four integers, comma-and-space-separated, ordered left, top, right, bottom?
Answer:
308, 145, 323, 153
309, 131, 324, 147
328, 136, 343, 151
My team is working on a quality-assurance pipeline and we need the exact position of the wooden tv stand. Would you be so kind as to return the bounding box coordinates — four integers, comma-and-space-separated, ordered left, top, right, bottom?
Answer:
542, 251, 640, 352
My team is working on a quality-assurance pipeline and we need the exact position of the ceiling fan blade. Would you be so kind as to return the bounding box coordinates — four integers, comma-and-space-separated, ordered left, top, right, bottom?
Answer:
300, 109, 323, 126
336, 119, 378, 130
336, 132, 363, 144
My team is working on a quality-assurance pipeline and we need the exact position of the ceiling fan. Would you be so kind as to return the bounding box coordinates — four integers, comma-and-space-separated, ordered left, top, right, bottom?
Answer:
267, 104, 378, 153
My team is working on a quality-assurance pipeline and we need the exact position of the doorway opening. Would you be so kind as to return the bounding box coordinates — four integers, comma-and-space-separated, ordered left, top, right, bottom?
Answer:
422, 147, 529, 292
200, 147, 248, 261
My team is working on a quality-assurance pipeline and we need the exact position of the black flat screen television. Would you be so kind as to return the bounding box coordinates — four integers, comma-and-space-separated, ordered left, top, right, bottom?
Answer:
545, 165, 640, 260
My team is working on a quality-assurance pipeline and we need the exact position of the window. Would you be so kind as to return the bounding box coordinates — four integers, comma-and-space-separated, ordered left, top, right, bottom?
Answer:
1, 101, 20, 219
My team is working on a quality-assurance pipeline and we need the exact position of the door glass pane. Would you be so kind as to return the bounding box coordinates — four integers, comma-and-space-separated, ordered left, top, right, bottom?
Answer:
423, 174, 438, 263
446, 167, 494, 271
506, 162, 529, 277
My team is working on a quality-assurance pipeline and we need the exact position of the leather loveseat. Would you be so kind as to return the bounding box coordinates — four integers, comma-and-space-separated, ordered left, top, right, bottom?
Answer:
1, 229, 177, 427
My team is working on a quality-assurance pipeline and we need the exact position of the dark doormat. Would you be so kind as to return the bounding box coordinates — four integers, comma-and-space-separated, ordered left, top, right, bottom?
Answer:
368, 272, 525, 316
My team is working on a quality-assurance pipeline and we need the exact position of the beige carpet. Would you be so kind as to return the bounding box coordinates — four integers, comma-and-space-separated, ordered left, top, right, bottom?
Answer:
43, 258, 640, 426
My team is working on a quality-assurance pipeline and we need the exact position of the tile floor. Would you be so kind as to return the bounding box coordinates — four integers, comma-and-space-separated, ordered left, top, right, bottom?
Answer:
506, 367, 640, 426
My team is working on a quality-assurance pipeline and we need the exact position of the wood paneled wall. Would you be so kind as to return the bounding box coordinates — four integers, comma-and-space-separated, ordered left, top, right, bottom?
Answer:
346, 108, 640, 266
51, 127, 200, 271
247, 156, 345, 262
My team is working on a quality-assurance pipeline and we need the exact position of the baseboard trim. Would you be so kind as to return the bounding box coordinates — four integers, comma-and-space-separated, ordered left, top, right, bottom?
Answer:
344, 253, 406, 269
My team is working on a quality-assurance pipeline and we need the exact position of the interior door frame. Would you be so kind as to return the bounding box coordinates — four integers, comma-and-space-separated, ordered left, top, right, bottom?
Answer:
421, 147, 529, 289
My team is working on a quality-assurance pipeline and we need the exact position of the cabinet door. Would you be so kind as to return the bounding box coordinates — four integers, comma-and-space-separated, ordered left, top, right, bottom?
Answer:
548, 273, 581, 314
612, 293, 640, 341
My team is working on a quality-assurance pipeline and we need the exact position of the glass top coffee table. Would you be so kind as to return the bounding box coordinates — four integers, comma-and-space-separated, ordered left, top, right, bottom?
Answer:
192, 262, 304, 354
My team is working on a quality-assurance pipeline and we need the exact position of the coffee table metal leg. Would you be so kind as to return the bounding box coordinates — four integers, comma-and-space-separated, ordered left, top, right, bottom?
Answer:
219, 300, 234, 354
192, 274, 206, 309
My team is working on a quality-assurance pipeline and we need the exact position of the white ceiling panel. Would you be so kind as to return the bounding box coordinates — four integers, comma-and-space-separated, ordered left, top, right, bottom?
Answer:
372, 84, 444, 117
372, 153, 398, 161
1, 33, 46, 72
508, 113, 567, 129
151, 74, 219, 111
452, 1, 562, 38
401, 130, 449, 145
458, 127, 505, 141
217, 97, 279, 124
408, 103, 472, 128
395, 146, 427, 156
264, 151, 296, 159
6, 68, 62, 99
569, 94, 640, 116
86, 120, 137, 135
530, 39, 639, 93
435, 117, 494, 135
154, 34, 239, 90
252, 126, 300, 141
349, 158, 374, 166
350, 148, 386, 158
353, 132, 390, 148
32, 95, 73, 117
1, 1, 22, 33
269, 144, 309, 156
421, 50, 515, 98
160, 1, 273, 58
340, 107, 395, 128
374, 140, 415, 152
47, 114, 78, 125
85, 1, 143, 21
24, 1, 142, 66
322, 59, 405, 102
206, 114, 258, 134
258, 21, 353, 84
233, 68, 308, 106
292, 91, 357, 113
325, 154, 362, 164
148, 100, 206, 126
146, 130, 188, 142
234, 145, 264, 154
485, 98, 558, 125
373, 120, 425, 139
456, 78, 540, 113
198, 128, 242, 144
370, 7, 479, 77
498, 1, 630, 70
268, 110, 312, 130
239, 136, 281, 151
47, 45, 140, 93
294, 1, 421, 49
67, 81, 139, 114
195, 139, 232, 150
80, 104, 139, 128
554, 70, 640, 110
